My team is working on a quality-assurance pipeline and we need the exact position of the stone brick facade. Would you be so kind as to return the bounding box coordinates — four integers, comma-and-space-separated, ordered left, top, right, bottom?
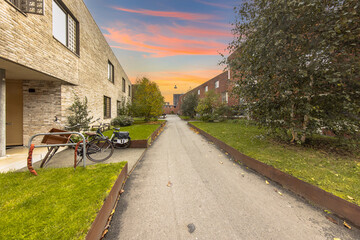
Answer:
0, 0, 132, 147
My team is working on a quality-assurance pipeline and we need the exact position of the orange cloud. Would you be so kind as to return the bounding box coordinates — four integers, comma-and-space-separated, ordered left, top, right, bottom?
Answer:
130, 69, 224, 103
112, 6, 219, 21
168, 24, 232, 37
104, 27, 227, 57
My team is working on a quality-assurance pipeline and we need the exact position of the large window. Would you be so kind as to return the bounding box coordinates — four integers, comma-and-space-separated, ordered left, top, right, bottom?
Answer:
52, 0, 79, 54
198, 89, 200, 95
108, 61, 114, 83
215, 80, 219, 89
104, 96, 111, 119
122, 78, 126, 92
205, 86, 208, 92
128, 85, 131, 96
117, 100, 121, 116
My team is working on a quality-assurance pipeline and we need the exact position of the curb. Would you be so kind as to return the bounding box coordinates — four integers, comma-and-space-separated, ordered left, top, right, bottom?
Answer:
188, 122, 360, 228
85, 121, 167, 239
129, 121, 167, 148
85, 163, 128, 240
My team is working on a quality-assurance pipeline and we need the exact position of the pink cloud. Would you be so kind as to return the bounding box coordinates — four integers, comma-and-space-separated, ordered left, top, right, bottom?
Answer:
196, 0, 233, 9
112, 6, 219, 21
103, 26, 227, 58
168, 24, 232, 38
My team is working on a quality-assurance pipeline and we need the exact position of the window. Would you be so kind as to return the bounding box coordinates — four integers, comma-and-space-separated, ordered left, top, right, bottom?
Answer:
52, 0, 79, 54
117, 100, 121, 116
205, 86, 208, 92
198, 89, 200, 95
221, 92, 228, 103
104, 96, 111, 119
122, 78, 126, 92
128, 85, 131, 96
108, 61, 114, 83
215, 80, 219, 89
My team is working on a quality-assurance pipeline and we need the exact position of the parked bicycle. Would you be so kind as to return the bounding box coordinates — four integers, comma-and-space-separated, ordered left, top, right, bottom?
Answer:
87, 119, 131, 149
41, 117, 115, 168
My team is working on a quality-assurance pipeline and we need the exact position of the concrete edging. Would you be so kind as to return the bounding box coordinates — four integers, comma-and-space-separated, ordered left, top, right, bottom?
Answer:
129, 121, 167, 148
85, 163, 128, 240
188, 122, 360, 228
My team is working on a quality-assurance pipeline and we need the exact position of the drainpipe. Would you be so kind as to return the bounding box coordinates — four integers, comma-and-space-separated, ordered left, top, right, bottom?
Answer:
0, 69, 5, 157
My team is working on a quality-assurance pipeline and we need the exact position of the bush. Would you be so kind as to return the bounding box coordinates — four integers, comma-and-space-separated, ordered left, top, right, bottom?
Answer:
111, 115, 134, 126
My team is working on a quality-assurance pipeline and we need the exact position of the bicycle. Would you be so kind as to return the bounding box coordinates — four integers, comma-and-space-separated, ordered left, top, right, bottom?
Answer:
88, 120, 131, 149
41, 117, 114, 168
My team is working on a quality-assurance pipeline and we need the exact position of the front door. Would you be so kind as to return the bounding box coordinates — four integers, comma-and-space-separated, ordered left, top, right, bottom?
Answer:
6, 81, 23, 146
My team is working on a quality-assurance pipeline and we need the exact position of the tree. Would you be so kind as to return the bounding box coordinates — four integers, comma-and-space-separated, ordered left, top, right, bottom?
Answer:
196, 90, 221, 121
132, 77, 165, 121
67, 94, 93, 131
180, 92, 198, 118
227, 0, 360, 143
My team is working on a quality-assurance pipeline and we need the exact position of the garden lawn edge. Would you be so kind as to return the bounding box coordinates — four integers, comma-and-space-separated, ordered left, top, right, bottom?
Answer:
188, 122, 360, 228
129, 121, 167, 148
85, 163, 128, 240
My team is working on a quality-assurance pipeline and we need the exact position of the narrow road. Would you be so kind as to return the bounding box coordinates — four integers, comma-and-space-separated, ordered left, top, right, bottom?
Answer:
106, 115, 359, 240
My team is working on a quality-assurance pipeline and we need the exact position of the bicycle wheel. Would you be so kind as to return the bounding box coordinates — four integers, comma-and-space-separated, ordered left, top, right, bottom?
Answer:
112, 137, 131, 149
86, 139, 114, 162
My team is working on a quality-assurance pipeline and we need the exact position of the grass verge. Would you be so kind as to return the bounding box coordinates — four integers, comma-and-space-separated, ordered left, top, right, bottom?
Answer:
104, 123, 162, 140
191, 120, 360, 206
0, 162, 126, 240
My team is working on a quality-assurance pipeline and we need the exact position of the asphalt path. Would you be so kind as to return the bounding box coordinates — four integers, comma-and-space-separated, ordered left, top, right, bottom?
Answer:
106, 115, 360, 240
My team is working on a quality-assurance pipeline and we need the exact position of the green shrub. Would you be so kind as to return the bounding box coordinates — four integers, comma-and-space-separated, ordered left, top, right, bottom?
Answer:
111, 115, 134, 126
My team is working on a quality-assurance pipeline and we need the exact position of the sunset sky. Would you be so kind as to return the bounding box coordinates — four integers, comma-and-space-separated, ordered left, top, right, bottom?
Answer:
83, 0, 237, 104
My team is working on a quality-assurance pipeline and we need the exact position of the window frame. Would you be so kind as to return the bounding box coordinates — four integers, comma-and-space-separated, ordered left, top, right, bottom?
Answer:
215, 80, 219, 89
198, 89, 200, 95
205, 86, 208, 92
104, 96, 111, 119
117, 100, 121, 116
128, 85, 131, 96
52, 0, 80, 55
122, 78, 126, 93
108, 61, 114, 83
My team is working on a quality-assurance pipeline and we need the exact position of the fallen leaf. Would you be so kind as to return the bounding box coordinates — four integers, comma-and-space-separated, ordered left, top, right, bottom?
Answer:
241, 173, 245, 177
265, 180, 270, 185
167, 181, 172, 187
343, 221, 351, 229
274, 189, 283, 196
233, 163, 236, 166
110, 209, 115, 216
101, 229, 108, 238
333, 238, 341, 240
347, 196, 354, 200
120, 189, 125, 194
324, 210, 332, 214
219, 161, 223, 164
225, 152, 229, 155
326, 215, 338, 224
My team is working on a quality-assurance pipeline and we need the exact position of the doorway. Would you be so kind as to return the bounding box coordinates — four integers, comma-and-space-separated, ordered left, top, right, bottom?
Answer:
6, 81, 23, 146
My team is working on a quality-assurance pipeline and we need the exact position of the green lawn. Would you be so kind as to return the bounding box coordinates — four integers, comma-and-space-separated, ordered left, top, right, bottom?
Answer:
103, 122, 162, 140
191, 120, 360, 206
0, 162, 126, 240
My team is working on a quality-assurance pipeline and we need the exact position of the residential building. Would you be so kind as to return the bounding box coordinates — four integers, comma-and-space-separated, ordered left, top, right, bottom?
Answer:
178, 71, 238, 114
0, 0, 132, 156
173, 94, 183, 107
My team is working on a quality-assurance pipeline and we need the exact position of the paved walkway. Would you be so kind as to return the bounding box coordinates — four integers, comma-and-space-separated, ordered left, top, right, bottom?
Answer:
106, 115, 360, 240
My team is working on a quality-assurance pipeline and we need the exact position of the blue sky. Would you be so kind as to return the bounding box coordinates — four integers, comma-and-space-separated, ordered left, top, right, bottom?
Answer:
83, 0, 237, 103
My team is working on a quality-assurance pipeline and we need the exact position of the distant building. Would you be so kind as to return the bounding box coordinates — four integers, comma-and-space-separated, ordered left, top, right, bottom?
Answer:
173, 94, 183, 107
178, 70, 239, 115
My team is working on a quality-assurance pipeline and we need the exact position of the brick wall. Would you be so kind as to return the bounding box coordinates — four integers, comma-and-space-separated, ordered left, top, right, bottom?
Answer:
1, 0, 132, 145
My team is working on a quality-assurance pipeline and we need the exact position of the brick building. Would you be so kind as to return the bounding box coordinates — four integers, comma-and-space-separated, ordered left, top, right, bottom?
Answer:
178, 71, 238, 114
0, 0, 132, 156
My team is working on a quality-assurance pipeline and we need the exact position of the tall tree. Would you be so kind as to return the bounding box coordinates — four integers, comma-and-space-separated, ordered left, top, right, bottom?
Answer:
132, 77, 165, 121
227, 0, 360, 143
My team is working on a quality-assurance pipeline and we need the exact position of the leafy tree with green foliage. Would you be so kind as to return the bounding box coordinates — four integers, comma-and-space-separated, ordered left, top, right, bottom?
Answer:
180, 92, 199, 118
196, 90, 221, 121
117, 97, 132, 116
67, 94, 93, 131
227, 0, 360, 144
132, 77, 165, 122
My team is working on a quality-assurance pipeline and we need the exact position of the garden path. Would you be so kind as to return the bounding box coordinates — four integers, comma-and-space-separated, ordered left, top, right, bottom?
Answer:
105, 115, 360, 240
